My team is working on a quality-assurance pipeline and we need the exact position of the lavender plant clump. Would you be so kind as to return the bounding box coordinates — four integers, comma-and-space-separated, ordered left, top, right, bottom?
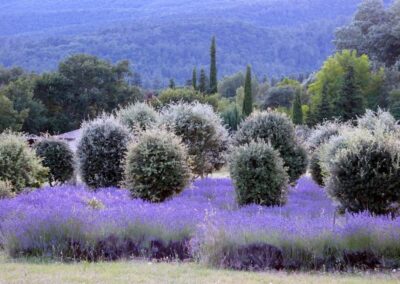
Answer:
0, 177, 400, 269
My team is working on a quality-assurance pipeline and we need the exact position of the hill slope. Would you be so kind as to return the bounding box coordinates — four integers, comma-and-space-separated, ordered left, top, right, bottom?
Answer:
0, 0, 388, 87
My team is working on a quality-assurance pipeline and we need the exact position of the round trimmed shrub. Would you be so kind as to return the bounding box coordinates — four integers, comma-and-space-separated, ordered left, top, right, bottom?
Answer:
77, 115, 130, 189
234, 111, 307, 182
35, 138, 75, 186
117, 102, 159, 133
124, 129, 191, 202
326, 132, 400, 215
0, 131, 48, 193
161, 102, 229, 177
229, 141, 289, 206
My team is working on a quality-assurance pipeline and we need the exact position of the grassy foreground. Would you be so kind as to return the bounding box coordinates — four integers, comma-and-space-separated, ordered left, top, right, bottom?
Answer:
0, 254, 399, 284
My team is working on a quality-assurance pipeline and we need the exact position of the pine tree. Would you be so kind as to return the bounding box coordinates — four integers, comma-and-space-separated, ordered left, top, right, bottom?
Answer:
316, 83, 332, 123
192, 67, 197, 90
336, 65, 365, 121
209, 36, 218, 94
242, 65, 253, 117
292, 91, 303, 125
169, 79, 176, 89
199, 68, 207, 94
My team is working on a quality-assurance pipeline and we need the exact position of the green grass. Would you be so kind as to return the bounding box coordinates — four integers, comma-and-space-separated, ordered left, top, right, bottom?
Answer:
0, 252, 399, 284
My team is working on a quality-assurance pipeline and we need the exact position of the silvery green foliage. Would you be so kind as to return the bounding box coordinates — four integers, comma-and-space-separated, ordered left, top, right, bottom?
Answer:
326, 129, 400, 215
234, 111, 307, 183
0, 131, 48, 193
229, 141, 289, 206
117, 102, 159, 133
357, 108, 399, 135
77, 115, 130, 189
295, 125, 312, 145
0, 180, 15, 199
161, 102, 229, 177
125, 129, 191, 202
35, 138, 75, 186
306, 121, 342, 153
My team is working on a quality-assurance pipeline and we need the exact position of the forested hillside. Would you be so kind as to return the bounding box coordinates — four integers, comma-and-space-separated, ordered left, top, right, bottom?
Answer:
0, 0, 393, 87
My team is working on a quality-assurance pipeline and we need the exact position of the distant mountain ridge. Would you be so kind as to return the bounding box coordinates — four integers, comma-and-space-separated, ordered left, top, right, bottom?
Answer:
0, 0, 393, 87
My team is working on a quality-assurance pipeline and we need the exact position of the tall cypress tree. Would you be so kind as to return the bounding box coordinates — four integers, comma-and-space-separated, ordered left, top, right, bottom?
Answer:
192, 67, 197, 90
242, 65, 253, 117
199, 68, 207, 94
209, 36, 218, 94
316, 83, 332, 123
336, 65, 365, 121
292, 91, 303, 125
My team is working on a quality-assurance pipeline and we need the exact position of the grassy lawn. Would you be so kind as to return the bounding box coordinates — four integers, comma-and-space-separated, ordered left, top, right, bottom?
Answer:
0, 253, 399, 284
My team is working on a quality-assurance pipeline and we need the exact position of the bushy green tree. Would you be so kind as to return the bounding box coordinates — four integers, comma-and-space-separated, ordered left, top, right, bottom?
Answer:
33, 55, 142, 134
326, 131, 400, 215
161, 102, 229, 177
0, 94, 26, 132
35, 138, 75, 186
229, 141, 289, 206
77, 115, 130, 189
124, 129, 191, 202
0, 131, 48, 193
308, 50, 382, 124
335, 65, 365, 121
235, 111, 308, 182
335, 0, 400, 66
117, 102, 159, 133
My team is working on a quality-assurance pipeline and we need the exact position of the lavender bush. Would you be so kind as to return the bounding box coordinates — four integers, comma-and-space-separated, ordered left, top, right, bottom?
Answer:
1, 177, 400, 270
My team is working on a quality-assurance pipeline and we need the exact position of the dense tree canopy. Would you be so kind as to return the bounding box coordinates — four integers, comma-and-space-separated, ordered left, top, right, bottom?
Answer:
307, 50, 384, 125
335, 0, 400, 66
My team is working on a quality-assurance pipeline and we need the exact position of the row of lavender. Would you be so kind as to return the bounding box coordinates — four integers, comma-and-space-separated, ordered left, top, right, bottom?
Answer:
1, 101, 400, 270
1, 177, 400, 270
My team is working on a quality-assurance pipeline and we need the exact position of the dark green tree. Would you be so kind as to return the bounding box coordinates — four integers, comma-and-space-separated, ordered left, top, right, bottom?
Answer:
209, 36, 218, 94
316, 84, 332, 123
199, 68, 207, 94
192, 67, 197, 90
169, 78, 176, 89
242, 65, 253, 117
336, 65, 365, 121
292, 91, 303, 125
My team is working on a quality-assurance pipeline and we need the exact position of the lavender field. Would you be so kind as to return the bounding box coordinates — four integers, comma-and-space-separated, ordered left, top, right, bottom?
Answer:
1, 176, 399, 271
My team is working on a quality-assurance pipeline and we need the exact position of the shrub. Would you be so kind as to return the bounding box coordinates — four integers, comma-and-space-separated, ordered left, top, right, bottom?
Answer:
326, 131, 400, 215
229, 141, 289, 206
286, 145, 309, 185
0, 180, 15, 199
234, 111, 307, 182
124, 129, 191, 202
117, 103, 159, 133
35, 138, 75, 186
306, 121, 342, 153
0, 131, 47, 193
77, 115, 130, 189
155, 88, 205, 108
310, 151, 324, 186
357, 109, 398, 135
161, 102, 229, 177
